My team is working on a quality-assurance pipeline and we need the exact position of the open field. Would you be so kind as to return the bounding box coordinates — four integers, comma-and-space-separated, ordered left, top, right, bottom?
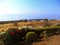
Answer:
0, 20, 60, 32
0, 19, 60, 45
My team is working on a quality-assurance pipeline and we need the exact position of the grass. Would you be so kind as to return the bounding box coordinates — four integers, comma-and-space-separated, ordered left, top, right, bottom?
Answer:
0, 20, 59, 32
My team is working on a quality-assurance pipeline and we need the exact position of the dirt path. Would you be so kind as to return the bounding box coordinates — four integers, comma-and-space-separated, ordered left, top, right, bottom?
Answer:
47, 35, 60, 45
32, 35, 60, 45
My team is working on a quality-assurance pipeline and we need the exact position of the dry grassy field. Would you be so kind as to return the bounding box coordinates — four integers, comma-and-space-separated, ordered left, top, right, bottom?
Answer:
0, 20, 60, 45
0, 20, 60, 32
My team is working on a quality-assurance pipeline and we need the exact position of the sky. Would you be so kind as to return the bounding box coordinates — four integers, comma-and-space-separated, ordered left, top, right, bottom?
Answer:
0, 0, 60, 21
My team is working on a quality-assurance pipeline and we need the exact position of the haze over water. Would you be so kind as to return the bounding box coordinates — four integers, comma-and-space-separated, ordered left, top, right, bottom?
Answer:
0, 0, 60, 21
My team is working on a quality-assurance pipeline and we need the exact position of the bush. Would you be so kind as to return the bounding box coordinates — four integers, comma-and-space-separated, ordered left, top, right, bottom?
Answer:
2, 28, 22, 45
50, 24, 60, 27
25, 32, 37, 42
46, 27, 60, 36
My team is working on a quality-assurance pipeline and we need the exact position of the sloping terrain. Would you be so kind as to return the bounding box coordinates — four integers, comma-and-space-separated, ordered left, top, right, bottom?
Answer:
6, 35, 60, 45
0, 20, 60, 32
0, 35, 60, 45
0, 20, 60, 45
32, 35, 60, 45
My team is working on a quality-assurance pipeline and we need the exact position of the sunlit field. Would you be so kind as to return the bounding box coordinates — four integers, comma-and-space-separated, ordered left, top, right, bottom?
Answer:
0, 0, 60, 45
0, 19, 60, 45
0, 19, 59, 32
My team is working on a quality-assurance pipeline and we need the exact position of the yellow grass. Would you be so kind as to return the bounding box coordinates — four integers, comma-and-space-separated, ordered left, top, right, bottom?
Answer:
0, 20, 60, 32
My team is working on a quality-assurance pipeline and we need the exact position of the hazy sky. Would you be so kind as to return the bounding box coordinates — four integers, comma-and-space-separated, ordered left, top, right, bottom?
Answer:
0, 0, 60, 21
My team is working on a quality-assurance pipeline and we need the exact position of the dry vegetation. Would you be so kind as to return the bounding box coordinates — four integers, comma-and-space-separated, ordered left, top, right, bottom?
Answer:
0, 20, 60, 32
0, 20, 60, 45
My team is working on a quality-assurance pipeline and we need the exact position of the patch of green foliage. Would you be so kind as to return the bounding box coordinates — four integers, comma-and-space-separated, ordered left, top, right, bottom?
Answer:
25, 32, 37, 42
1, 28, 22, 45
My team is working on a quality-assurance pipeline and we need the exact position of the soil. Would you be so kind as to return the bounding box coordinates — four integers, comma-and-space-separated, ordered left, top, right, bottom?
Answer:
32, 35, 60, 45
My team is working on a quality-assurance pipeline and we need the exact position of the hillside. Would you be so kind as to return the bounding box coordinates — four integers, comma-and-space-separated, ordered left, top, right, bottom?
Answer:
0, 19, 60, 32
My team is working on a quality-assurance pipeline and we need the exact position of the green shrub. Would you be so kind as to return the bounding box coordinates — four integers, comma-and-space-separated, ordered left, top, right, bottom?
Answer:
55, 24, 60, 26
2, 28, 22, 45
0, 32, 6, 41
25, 32, 37, 42
50, 24, 60, 27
